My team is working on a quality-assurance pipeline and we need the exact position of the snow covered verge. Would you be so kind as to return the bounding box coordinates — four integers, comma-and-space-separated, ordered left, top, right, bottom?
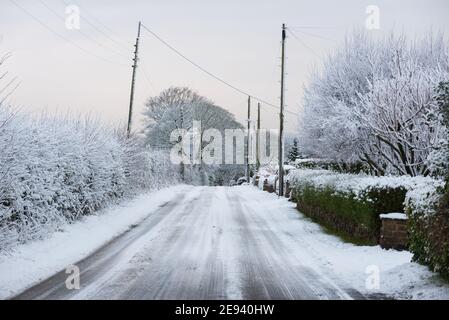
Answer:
0, 109, 179, 252
283, 168, 449, 281
0, 185, 187, 299
246, 188, 449, 299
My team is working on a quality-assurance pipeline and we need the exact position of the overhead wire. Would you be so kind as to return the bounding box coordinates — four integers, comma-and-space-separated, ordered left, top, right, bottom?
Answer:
140, 23, 299, 116
37, 0, 131, 60
10, 0, 300, 118
8, 0, 128, 67
139, 61, 158, 94
291, 29, 337, 43
60, 0, 133, 51
286, 28, 322, 59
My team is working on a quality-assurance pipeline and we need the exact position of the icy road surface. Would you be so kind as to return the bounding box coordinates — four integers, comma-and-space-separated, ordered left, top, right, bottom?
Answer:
14, 186, 387, 300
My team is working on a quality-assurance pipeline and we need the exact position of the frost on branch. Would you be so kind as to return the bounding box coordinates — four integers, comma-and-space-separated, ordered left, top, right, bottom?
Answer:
0, 111, 179, 252
299, 30, 449, 176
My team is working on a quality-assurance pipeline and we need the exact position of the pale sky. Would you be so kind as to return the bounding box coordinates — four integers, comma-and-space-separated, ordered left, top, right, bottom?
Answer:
1, 0, 448, 133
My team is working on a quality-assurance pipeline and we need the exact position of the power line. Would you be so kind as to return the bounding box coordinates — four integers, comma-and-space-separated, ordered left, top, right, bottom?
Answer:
140, 23, 299, 116
292, 29, 337, 43
37, 0, 131, 60
286, 28, 322, 58
288, 25, 342, 30
140, 61, 157, 94
9, 0, 128, 67
59, 8, 159, 96
68, 0, 132, 47
60, 0, 132, 52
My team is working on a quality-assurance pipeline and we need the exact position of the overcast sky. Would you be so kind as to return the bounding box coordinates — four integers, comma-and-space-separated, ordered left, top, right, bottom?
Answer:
1, 0, 449, 133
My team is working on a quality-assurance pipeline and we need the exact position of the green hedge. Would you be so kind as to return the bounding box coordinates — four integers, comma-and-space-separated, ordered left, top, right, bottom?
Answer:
407, 188, 449, 278
295, 184, 407, 244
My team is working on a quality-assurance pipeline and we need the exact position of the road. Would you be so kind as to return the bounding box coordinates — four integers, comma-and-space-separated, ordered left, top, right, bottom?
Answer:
15, 186, 367, 300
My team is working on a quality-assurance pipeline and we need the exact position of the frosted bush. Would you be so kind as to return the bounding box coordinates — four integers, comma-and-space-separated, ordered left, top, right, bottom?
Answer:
0, 109, 179, 252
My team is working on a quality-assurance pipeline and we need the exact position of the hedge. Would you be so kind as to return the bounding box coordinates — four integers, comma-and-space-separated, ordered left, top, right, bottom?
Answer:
295, 183, 406, 244
0, 111, 180, 252
405, 180, 449, 277
288, 169, 441, 245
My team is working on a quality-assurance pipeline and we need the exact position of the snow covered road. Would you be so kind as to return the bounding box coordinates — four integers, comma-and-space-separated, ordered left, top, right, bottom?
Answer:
11, 186, 442, 300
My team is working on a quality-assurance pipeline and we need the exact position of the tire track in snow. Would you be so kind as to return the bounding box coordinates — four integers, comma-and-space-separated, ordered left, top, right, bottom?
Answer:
15, 186, 368, 300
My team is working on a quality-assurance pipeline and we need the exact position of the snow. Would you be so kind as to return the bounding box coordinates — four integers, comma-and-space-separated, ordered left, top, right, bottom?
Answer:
295, 158, 325, 164
1, 185, 448, 300
405, 177, 444, 216
380, 213, 407, 220
239, 186, 449, 299
0, 185, 188, 299
256, 165, 278, 189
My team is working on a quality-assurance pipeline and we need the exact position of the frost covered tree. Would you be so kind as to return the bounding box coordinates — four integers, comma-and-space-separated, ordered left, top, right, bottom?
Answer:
299, 30, 449, 176
287, 138, 299, 163
142, 87, 242, 148
142, 87, 244, 184
428, 81, 449, 177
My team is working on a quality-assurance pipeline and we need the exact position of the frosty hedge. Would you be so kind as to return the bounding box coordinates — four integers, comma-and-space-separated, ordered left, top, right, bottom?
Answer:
0, 111, 179, 252
287, 169, 443, 245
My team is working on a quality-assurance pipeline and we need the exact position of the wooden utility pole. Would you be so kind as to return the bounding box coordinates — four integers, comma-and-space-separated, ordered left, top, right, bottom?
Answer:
278, 23, 286, 196
246, 96, 251, 183
256, 102, 261, 171
127, 21, 141, 137
180, 103, 185, 181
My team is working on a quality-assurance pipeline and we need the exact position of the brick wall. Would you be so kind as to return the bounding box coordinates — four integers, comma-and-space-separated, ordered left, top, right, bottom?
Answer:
380, 215, 408, 250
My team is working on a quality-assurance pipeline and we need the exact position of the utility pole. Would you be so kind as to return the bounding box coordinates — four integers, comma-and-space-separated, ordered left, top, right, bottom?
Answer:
256, 102, 261, 171
246, 96, 251, 183
127, 21, 141, 138
278, 23, 286, 197
180, 103, 185, 181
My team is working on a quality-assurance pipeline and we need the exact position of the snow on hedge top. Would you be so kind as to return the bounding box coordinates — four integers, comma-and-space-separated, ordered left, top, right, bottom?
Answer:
287, 169, 444, 215
379, 213, 407, 220
404, 178, 444, 217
